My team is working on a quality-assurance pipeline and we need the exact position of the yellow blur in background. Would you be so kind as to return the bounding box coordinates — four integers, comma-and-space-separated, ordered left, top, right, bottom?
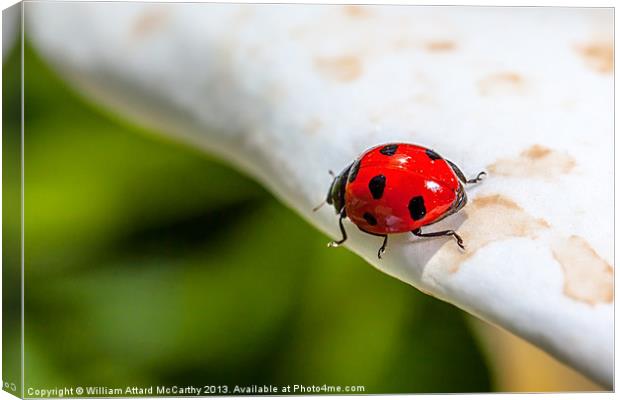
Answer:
473, 320, 600, 392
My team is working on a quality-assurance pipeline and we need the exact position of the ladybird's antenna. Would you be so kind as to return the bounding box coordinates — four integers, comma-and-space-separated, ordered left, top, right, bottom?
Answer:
312, 201, 326, 212
314, 170, 335, 212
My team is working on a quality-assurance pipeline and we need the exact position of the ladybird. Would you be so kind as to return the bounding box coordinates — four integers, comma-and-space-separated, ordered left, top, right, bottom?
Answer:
315, 143, 486, 259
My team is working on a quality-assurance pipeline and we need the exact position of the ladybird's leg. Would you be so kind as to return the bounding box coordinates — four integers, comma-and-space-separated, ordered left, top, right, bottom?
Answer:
446, 160, 486, 184
466, 171, 487, 184
328, 210, 348, 248
377, 235, 388, 259
412, 228, 465, 250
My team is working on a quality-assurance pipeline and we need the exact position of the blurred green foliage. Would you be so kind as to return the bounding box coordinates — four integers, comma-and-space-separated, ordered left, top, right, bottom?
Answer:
6, 43, 492, 394
3, 21, 23, 397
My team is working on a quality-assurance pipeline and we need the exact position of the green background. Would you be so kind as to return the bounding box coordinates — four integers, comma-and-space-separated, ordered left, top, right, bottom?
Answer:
4, 43, 492, 395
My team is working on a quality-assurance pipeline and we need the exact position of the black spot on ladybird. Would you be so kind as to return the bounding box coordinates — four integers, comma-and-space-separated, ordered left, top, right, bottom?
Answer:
379, 144, 398, 156
368, 175, 386, 199
425, 148, 442, 161
348, 159, 361, 183
363, 212, 377, 226
408, 196, 426, 221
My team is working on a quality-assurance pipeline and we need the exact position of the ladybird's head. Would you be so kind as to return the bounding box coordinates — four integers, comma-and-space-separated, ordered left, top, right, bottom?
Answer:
326, 163, 352, 214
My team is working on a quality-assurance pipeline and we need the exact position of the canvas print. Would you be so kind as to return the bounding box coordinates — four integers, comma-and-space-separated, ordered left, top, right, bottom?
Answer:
2, 2, 613, 397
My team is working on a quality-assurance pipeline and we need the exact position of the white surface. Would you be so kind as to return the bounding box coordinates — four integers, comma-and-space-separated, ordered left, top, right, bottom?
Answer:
25, 3, 613, 387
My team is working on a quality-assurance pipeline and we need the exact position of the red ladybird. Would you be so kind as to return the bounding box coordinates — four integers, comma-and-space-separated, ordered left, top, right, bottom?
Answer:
316, 143, 486, 258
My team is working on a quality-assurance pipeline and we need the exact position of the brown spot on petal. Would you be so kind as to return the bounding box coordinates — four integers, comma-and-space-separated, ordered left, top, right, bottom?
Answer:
522, 144, 552, 160
487, 145, 576, 179
478, 72, 525, 96
472, 194, 519, 210
343, 5, 370, 18
131, 7, 170, 39
314, 56, 362, 83
551, 236, 613, 305
425, 40, 456, 52
436, 194, 550, 273
576, 42, 613, 74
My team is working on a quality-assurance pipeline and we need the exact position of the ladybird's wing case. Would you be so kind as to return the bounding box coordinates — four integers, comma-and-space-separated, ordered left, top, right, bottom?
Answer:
344, 144, 460, 233
344, 163, 457, 233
